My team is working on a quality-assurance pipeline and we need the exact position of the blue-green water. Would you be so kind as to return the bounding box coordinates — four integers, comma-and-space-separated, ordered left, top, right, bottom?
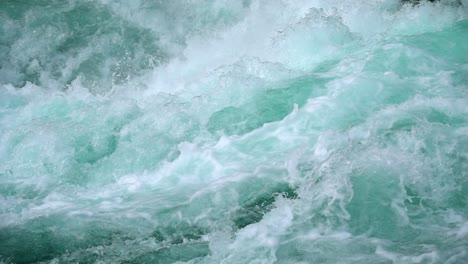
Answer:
1, 1, 467, 263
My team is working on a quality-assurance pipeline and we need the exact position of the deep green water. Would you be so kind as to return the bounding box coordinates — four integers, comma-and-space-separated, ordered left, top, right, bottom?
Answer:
1, 0, 467, 263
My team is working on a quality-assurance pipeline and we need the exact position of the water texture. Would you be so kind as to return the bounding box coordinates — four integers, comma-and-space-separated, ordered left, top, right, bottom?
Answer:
0, 0, 467, 263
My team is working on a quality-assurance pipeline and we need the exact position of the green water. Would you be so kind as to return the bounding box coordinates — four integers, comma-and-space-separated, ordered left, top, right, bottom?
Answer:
0, 0, 467, 263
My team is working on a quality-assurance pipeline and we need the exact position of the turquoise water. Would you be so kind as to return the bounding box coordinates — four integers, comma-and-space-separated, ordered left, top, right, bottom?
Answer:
1, 0, 467, 263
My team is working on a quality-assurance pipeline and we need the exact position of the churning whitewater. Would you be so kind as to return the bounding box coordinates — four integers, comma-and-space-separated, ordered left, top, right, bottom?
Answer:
1, 0, 467, 263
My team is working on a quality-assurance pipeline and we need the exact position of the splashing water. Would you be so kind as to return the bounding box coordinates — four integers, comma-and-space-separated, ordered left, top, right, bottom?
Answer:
1, 0, 467, 263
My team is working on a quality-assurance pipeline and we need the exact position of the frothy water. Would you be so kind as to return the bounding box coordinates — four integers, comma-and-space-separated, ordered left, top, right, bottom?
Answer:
1, 0, 467, 263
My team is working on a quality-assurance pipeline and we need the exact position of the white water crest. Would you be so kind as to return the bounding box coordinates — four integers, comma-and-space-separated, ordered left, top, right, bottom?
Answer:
0, 0, 467, 263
